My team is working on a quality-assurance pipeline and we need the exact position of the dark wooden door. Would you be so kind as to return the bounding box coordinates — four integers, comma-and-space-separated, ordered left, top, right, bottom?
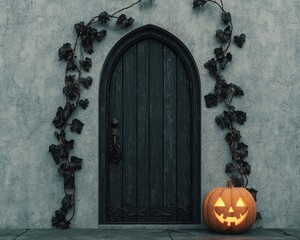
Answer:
99, 25, 201, 224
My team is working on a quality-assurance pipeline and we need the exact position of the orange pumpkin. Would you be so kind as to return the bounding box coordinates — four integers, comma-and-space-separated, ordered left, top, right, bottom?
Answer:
202, 180, 256, 234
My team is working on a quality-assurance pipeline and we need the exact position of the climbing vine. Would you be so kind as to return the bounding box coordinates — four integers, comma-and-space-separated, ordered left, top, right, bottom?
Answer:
49, 0, 141, 229
194, 0, 260, 218
49, 0, 259, 229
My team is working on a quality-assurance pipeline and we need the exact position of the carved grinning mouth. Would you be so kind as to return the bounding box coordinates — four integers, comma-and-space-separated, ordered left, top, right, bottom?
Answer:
214, 209, 249, 227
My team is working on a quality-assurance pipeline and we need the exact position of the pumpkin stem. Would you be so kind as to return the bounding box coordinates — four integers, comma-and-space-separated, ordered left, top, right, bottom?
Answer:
226, 179, 233, 188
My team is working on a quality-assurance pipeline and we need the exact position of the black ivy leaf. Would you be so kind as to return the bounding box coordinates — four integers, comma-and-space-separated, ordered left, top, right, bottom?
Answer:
215, 80, 229, 98
63, 85, 77, 101
204, 93, 218, 108
52, 210, 64, 224
74, 21, 86, 35
61, 194, 74, 213
63, 78, 78, 101
235, 110, 247, 124
247, 188, 258, 201
49, 138, 74, 164
234, 34, 246, 48
78, 99, 89, 109
49, 144, 61, 164
70, 119, 84, 134
66, 59, 77, 71
230, 175, 244, 187
74, 22, 106, 53
116, 14, 134, 27
225, 129, 241, 146
70, 156, 82, 171
222, 12, 231, 25
124, 18, 135, 28
239, 161, 251, 175
215, 111, 232, 129
88, 27, 97, 38
216, 26, 232, 44
220, 52, 232, 70
237, 142, 248, 157
62, 139, 75, 159
54, 130, 66, 141
82, 36, 93, 54
98, 11, 110, 23
193, 0, 207, 8
64, 176, 75, 189
57, 157, 81, 178
228, 83, 244, 96
65, 75, 75, 85
80, 57, 92, 72
79, 76, 93, 89
52, 102, 76, 128
225, 163, 236, 174
55, 130, 75, 155
52, 210, 70, 229
256, 212, 262, 220
116, 14, 126, 25
204, 58, 218, 75
95, 30, 107, 42
58, 163, 73, 178
58, 43, 73, 61
214, 46, 225, 61
232, 142, 248, 161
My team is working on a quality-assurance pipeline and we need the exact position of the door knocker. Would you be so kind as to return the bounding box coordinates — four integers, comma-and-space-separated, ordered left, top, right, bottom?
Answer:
109, 119, 122, 163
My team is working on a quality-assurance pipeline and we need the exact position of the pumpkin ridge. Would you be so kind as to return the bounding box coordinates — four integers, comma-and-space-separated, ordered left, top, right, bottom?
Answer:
236, 187, 256, 233
204, 188, 223, 231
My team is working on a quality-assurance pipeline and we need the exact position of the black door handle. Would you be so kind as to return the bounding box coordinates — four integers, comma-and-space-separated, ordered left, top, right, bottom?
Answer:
109, 119, 122, 163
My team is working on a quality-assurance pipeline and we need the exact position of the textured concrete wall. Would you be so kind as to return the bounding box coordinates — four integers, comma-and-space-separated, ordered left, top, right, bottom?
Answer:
0, 0, 299, 229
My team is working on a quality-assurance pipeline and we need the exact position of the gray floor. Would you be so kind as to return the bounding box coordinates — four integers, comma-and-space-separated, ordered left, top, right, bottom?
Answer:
0, 227, 299, 240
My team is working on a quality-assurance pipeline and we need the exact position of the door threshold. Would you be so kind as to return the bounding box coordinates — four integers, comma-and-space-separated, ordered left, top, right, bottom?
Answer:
98, 224, 204, 230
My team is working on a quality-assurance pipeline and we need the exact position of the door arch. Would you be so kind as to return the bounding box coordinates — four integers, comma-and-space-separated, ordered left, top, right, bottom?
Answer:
99, 24, 201, 224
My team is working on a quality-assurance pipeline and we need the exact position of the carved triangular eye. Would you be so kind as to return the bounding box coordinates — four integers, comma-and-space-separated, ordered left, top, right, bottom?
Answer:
215, 197, 225, 207
236, 197, 246, 207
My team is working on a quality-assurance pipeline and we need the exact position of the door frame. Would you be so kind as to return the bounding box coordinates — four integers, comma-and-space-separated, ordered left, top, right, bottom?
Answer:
99, 24, 201, 224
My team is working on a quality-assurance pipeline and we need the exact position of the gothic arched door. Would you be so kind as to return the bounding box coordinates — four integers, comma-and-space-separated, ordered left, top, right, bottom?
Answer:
99, 25, 201, 224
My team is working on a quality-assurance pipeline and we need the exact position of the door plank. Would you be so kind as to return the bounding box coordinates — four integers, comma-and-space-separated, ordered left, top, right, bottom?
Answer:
122, 45, 137, 222
176, 57, 192, 223
136, 39, 150, 222
163, 45, 177, 222
108, 58, 123, 223
149, 39, 164, 222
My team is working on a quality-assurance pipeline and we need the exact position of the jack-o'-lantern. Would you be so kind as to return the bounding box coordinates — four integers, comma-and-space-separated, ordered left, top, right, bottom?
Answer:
202, 180, 256, 234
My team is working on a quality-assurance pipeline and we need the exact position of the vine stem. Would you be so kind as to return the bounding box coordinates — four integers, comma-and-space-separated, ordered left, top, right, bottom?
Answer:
243, 174, 249, 188
112, 0, 142, 16
206, 0, 233, 54
85, 0, 142, 27
228, 91, 234, 106
73, 35, 80, 54
224, 20, 233, 53
219, 0, 223, 9
86, 16, 98, 27
220, 97, 231, 110
207, 0, 226, 13
68, 186, 76, 221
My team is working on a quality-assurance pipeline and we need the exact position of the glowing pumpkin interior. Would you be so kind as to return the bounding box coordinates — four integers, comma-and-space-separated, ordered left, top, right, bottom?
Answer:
213, 197, 249, 227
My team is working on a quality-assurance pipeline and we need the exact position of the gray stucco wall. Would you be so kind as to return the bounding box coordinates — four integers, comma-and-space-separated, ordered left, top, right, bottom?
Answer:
0, 0, 299, 229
